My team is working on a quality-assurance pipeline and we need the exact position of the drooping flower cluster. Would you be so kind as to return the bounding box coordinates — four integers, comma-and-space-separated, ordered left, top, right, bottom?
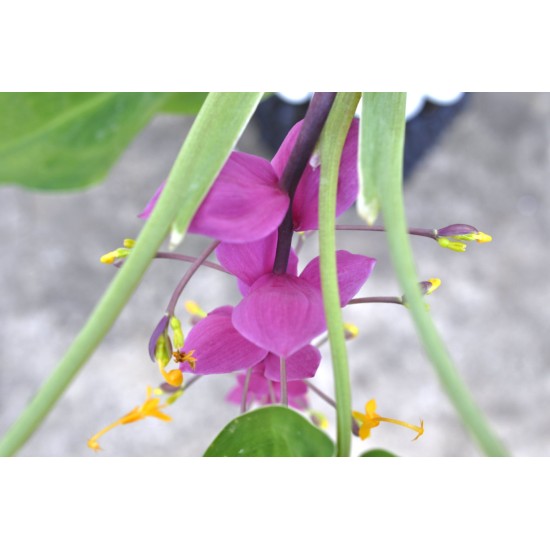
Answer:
89, 108, 492, 453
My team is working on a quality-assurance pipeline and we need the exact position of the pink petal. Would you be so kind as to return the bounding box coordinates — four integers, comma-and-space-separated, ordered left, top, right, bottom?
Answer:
189, 151, 289, 243
232, 273, 326, 357
139, 152, 290, 243
226, 364, 309, 410
263, 346, 321, 381
181, 306, 267, 375
300, 250, 376, 306
271, 119, 359, 231
216, 231, 299, 290
138, 181, 165, 219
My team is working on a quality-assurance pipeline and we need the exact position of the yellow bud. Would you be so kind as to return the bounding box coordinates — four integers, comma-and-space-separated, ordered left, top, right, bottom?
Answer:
100, 251, 118, 264
100, 248, 130, 264
343, 322, 359, 340
155, 334, 172, 369
170, 316, 185, 349
185, 301, 207, 318
426, 278, 441, 295
475, 232, 492, 243
165, 369, 183, 387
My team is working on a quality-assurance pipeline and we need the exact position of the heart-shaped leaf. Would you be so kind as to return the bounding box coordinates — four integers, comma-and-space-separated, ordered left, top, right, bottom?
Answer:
360, 448, 397, 457
204, 406, 335, 457
160, 93, 209, 114
0, 92, 170, 190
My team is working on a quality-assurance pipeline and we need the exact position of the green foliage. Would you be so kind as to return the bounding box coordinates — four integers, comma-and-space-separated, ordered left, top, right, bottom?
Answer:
160, 93, 209, 114
360, 449, 397, 457
0, 92, 170, 190
204, 406, 335, 457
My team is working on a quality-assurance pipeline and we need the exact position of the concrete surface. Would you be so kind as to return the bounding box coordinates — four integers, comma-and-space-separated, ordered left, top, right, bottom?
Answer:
0, 93, 548, 456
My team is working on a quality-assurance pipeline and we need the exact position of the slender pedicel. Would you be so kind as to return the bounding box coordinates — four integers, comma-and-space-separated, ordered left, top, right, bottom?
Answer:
306, 381, 336, 408
241, 368, 253, 414
306, 381, 361, 434
335, 224, 493, 252
155, 253, 229, 273
348, 279, 441, 306
166, 241, 220, 316
280, 357, 288, 406
112, 252, 229, 273
268, 380, 277, 404
335, 224, 437, 239
348, 296, 403, 306
273, 92, 337, 274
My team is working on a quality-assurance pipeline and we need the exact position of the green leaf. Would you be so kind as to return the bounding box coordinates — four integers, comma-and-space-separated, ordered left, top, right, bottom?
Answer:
360, 449, 397, 457
204, 406, 335, 457
0, 92, 170, 190
160, 93, 209, 114
360, 92, 508, 457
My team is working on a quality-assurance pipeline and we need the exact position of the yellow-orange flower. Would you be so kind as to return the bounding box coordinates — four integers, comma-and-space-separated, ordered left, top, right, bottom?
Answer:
352, 399, 424, 441
87, 386, 172, 452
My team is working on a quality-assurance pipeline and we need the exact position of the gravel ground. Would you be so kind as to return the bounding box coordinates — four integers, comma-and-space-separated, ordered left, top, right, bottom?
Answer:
1, 92, 548, 457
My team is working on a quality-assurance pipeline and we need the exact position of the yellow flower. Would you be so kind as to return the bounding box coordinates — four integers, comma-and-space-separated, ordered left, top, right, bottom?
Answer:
87, 386, 172, 452
352, 399, 424, 441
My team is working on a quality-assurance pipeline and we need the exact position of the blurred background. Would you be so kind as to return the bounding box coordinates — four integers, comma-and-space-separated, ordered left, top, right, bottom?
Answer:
1, 92, 548, 456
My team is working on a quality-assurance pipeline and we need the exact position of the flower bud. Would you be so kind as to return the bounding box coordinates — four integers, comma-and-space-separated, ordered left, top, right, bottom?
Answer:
170, 316, 185, 349
343, 322, 359, 340
155, 333, 173, 369
437, 224, 478, 237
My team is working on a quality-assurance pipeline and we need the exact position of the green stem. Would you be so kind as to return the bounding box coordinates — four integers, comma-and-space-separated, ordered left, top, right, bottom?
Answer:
363, 92, 508, 456
318, 92, 360, 457
0, 92, 263, 456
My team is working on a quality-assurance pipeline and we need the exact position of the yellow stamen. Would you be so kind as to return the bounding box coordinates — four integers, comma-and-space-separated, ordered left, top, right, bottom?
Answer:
426, 278, 441, 295
437, 238, 467, 253
173, 349, 197, 371
100, 248, 130, 264
343, 322, 359, 340
474, 231, 492, 243
185, 300, 207, 318
87, 386, 172, 451
352, 399, 424, 441
123, 238, 136, 248
100, 251, 118, 264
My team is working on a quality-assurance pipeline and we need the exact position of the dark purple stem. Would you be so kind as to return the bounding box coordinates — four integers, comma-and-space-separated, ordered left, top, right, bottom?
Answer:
166, 241, 220, 316
272, 92, 337, 274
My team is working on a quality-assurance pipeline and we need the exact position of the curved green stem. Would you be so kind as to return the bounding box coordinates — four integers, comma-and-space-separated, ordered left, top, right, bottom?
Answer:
0, 92, 263, 456
318, 92, 361, 457
361, 92, 508, 456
